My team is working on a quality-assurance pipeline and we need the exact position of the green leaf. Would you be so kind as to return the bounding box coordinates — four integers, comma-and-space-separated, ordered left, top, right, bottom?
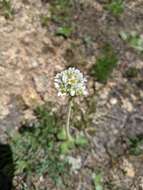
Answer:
16, 160, 28, 174
75, 135, 88, 147
60, 140, 74, 154
130, 38, 143, 51
120, 31, 128, 41
120, 31, 143, 52
92, 173, 103, 190
96, 185, 103, 190
56, 26, 72, 38
57, 128, 67, 140
60, 142, 70, 154
83, 35, 92, 45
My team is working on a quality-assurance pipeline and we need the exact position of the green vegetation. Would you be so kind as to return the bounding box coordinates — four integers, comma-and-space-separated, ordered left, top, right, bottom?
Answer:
0, 0, 143, 189
106, 0, 124, 16
8, 106, 69, 188
136, 79, 143, 89
123, 67, 139, 78
91, 45, 118, 83
6, 104, 88, 188
82, 35, 93, 47
56, 26, 73, 38
120, 31, 143, 52
50, 0, 74, 37
41, 0, 74, 37
128, 135, 143, 156
50, 0, 73, 23
92, 172, 103, 190
0, 0, 14, 19
40, 15, 50, 27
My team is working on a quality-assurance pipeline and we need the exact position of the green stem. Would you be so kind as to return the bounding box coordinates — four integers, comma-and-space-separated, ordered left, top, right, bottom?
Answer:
65, 98, 73, 140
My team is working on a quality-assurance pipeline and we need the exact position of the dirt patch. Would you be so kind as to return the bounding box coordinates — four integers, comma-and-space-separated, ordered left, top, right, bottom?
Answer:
0, 0, 143, 189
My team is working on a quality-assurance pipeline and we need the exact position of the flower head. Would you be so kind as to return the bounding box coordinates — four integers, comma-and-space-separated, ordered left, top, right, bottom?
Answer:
54, 67, 88, 96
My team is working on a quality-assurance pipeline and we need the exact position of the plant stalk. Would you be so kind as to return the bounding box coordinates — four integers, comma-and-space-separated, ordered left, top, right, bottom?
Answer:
65, 98, 73, 140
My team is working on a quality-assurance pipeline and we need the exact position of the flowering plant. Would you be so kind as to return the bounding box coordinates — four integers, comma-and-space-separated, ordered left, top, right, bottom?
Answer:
54, 67, 87, 97
55, 67, 87, 143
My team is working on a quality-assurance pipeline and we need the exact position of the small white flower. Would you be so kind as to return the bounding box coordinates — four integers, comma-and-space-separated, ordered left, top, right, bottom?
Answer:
54, 67, 88, 97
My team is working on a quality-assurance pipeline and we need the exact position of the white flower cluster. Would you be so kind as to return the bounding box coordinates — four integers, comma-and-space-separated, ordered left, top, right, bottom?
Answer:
54, 67, 88, 96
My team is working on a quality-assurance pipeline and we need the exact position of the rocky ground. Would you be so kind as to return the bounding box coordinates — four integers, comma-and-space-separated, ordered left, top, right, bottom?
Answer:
0, 0, 143, 189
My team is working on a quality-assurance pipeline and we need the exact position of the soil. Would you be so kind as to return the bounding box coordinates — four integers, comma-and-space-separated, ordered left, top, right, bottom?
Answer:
0, 0, 143, 189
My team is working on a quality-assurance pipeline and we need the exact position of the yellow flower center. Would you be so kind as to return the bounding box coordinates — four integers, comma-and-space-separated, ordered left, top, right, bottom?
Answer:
68, 76, 77, 85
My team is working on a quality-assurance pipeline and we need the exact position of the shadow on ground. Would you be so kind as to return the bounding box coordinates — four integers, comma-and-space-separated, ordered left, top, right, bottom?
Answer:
0, 143, 14, 190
